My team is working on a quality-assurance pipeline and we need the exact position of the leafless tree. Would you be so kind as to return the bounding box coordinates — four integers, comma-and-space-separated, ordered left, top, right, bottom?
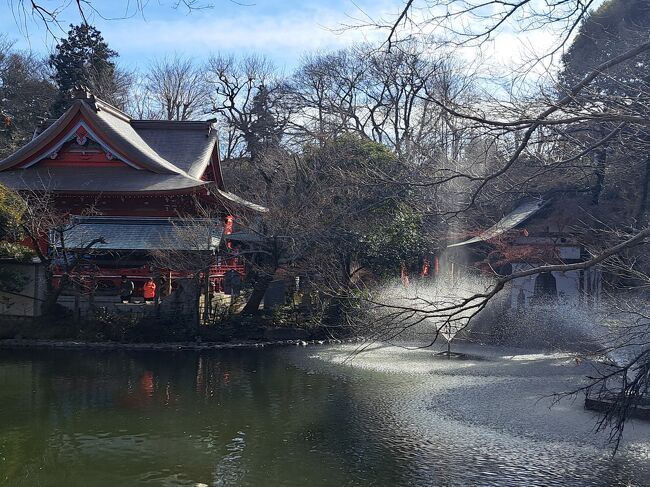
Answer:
206, 54, 292, 162
290, 43, 477, 164
334, 0, 650, 449
150, 199, 224, 324
87, 64, 135, 112
144, 56, 209, 121
16, 190, 105, 314
125, 77, 160, 120
0, 37, 57, 157
350, 0, 596, 56
8, 0, 213, 37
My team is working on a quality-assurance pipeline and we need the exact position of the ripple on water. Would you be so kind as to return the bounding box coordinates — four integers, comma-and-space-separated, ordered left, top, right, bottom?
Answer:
297, 343, 650, 487
1, 345, 648, 487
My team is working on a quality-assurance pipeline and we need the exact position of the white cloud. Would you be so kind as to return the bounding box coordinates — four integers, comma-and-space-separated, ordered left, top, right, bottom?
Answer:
101, 3, 393, 69
0, 0, 597, 84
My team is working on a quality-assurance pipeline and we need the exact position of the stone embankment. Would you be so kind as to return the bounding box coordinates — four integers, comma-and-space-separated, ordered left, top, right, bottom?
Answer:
0, 337, 362, 352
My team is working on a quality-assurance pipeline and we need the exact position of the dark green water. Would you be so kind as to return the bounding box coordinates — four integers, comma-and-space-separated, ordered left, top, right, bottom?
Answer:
0, 345, 649, 486
0, 347, 410, 487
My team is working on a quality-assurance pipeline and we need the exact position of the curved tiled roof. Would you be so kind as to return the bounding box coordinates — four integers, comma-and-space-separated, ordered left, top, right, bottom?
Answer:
132, 120, 218, 179
213, 187, 269, 213
447, 198, 548, 248
0, 95, 217, 192
0, 166, 208, 193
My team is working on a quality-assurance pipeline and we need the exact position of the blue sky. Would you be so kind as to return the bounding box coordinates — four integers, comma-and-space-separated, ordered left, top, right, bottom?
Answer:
1, 0, 607, 81
1, 0, 399, 70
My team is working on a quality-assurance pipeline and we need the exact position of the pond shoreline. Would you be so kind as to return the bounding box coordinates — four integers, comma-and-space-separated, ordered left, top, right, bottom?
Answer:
0, 337, 362, 352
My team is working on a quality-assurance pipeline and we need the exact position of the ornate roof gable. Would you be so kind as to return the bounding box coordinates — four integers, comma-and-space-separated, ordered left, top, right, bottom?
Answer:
22, 119, 141, 169
0, 92, 228, 194
0, 95, 203, 179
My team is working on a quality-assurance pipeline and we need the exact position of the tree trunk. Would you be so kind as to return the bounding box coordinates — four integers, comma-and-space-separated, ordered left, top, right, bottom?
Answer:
240, 271, 274, 316
42, 266, 66, 317
635, 152, 650, 228
591, 145, 607, 205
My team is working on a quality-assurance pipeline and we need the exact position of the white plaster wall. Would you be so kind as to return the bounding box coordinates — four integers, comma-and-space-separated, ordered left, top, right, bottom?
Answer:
508, 263, 581, 308
553, 270, 580, 303
509, 263, 537, 307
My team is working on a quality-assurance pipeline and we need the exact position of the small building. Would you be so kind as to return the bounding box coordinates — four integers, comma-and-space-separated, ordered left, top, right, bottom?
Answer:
442, 196, 602, 307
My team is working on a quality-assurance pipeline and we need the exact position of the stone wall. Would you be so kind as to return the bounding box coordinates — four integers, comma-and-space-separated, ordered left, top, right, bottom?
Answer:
0, 262, 45, 318
55, 278, 200, 322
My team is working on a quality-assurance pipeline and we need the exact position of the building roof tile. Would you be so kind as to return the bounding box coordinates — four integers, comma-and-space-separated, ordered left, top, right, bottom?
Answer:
448, 198, 548, 248
0, 94, 216, 192
54, 216, 222, 251
0, 166, 208, 193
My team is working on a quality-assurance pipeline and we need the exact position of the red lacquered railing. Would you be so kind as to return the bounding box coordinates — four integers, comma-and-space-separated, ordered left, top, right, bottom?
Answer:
52, 257, 246, 294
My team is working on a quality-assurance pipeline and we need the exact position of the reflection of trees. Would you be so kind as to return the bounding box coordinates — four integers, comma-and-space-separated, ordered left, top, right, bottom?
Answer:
0, 349, 422, 485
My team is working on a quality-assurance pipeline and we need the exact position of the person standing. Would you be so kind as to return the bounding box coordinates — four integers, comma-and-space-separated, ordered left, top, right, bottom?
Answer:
143, 277, 157, 303
119, 275, 134, 303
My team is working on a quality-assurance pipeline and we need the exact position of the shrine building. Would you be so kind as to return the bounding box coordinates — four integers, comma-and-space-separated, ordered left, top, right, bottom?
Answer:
0, 89, 262, 305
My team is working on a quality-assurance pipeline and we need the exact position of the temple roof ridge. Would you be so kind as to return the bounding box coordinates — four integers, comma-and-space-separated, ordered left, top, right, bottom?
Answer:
0, 93, 219, 186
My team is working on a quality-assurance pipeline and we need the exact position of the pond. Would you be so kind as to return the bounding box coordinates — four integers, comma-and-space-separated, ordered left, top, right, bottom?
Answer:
0, 343, 649, 486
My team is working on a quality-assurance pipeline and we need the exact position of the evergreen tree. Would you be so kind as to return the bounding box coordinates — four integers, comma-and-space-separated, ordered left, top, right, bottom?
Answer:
559, 0, 650, 212
245, 84, 284, 161
48, 24, 125, 114
561, 0, 650, 98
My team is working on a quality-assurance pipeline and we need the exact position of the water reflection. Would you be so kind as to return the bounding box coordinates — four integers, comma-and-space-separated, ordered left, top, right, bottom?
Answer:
0, 345, 648, 486
0, 348, 406, 486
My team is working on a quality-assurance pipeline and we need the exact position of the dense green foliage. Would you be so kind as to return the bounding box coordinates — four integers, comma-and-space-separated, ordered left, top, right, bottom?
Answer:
359, 204, 428, 276
246, 85, 283, 161
49, 24, 121, 114
0, 185, 31, 292
315, 137, 428, 274
0, 242, 32, 261
0, 266, 28, 293
0, 184, 24, 239
559, 0, 650, 217
561, 0, 650, 90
